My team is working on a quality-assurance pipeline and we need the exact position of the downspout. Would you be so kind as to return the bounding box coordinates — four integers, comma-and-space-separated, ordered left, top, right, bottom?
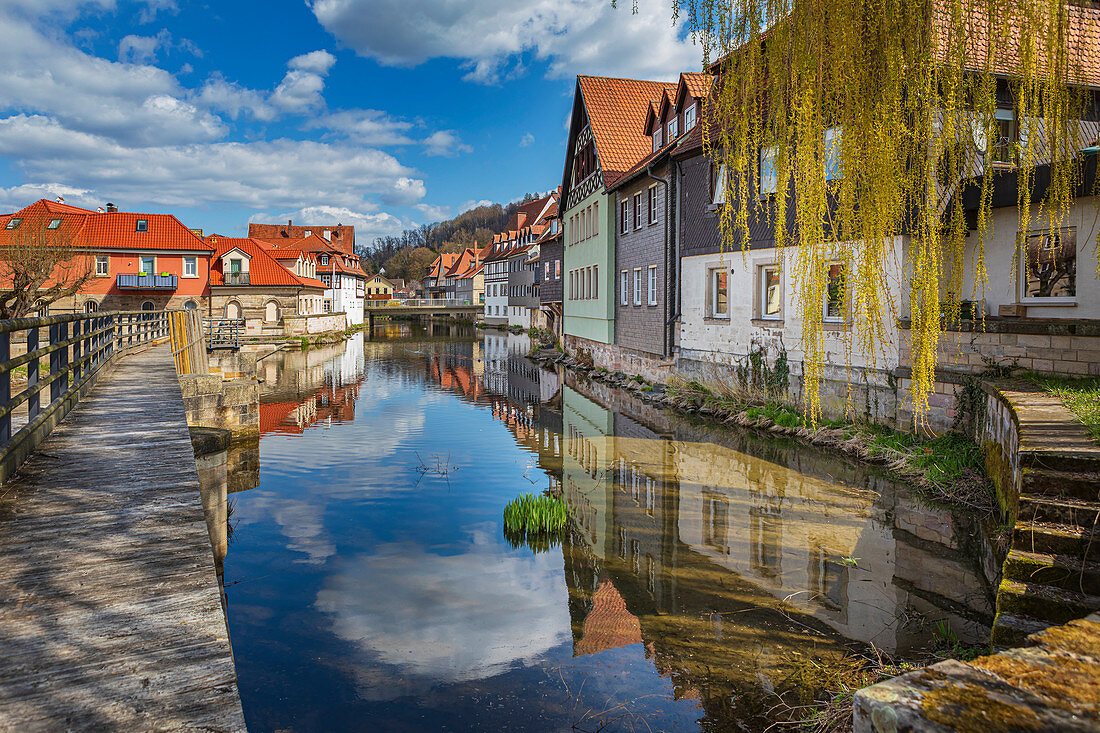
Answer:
646, 161, 670, 357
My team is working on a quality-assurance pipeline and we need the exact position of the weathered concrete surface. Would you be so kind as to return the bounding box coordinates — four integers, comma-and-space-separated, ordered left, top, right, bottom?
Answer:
0, 345, 246, 732
855, 611, 1100, 732
179, 374, 259, 441
983, 381, 1100, 646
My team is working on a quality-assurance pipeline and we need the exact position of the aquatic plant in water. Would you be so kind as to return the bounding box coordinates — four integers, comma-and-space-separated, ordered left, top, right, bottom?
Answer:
502, 492, 567, 551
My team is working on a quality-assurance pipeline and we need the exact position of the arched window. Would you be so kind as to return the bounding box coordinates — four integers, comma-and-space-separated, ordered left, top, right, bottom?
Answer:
225, 301, 241, 319
84, 301, 98, 313
35, 301, 49, 317
264, 300, 279, 322
183, 300, 198, 311
141, 301, 155, 311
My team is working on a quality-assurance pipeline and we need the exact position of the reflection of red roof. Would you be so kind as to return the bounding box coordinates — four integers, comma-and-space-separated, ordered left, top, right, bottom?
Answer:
259, 400, 306, 435
574, 579, 643, 657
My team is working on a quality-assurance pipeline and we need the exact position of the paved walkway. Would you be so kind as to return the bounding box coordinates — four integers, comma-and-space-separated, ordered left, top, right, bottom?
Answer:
0, 345, 246, 731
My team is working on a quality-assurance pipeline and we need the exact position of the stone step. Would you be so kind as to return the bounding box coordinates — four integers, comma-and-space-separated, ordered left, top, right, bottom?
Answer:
995, 578, 1100, 627
1020, 467, 1100, 501
989, 610, 1052, 648
1018, 494, 1100, 528
1019, 449, 1100, 476
1013, 520, 1100, 561
1003, 549, 1100, 596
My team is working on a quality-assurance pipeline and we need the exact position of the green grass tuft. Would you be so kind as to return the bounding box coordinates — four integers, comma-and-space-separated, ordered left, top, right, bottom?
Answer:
503, 492, 567, 540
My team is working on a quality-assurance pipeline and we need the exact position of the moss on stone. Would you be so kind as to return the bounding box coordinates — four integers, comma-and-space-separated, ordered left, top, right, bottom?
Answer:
921, 681, 1045, 732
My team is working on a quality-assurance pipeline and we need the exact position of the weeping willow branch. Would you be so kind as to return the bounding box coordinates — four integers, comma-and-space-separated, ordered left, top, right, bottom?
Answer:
684, 0, 1097, 424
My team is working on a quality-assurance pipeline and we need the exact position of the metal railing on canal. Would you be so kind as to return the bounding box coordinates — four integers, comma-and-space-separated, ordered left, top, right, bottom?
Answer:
204, 318, 244, 349
0, 310, 171, 483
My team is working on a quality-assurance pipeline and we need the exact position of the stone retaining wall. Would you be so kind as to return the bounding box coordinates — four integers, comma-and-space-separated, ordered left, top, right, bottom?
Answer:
179, 374, 259, 441
282, 312, 347, 335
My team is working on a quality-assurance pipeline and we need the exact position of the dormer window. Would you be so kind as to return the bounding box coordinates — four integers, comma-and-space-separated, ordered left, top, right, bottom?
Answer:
653, 127, 663, 152
135, 219, 148, 232
684, 103, 697, 132
5, 218, 22, 229
667, 117, 678, 141
46, 218, 62, 229
304, 229, 312, 237
320, 254, 329, 265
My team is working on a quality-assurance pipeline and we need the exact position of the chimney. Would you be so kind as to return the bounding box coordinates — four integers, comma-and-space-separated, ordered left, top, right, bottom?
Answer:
106, 203, 117, 213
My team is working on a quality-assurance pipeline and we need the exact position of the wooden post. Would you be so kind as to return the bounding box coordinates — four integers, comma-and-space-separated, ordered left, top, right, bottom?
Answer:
49, 323, 63, 404
72, 318, 82, 381
0, 332, 9, 446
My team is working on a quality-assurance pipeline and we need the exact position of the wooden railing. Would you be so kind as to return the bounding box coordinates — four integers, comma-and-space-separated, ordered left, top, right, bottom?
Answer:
0, 310, 171, 483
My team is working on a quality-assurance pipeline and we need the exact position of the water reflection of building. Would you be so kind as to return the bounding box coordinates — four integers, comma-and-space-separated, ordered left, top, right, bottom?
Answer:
258, 337, 366, 437
554, 374, 995, 727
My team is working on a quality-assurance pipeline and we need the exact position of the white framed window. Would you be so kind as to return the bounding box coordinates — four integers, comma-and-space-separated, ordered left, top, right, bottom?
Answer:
95, 255, 109, 276
684, 103, 697, 132
183, 256, 197, 277
135, 219, 148, 232
710, 268, 729, 318
647, 185, 658, 225
760, 146, 778, 196
823, 263, 845, 322
620, 270, 628, 305
653, 126, 663, 152
667, 116, 678, 141
47, 218, 61, 230
711, 160, 728, 205
555, 260, 561, 279
633, 268, 641, 306
620, 200, 629, 234
759, 265, 782, 319
592, 202, 598, 236
824, 127, 842, 181
592, 264, 597, 299
647, 265, 657, 305
1020, 228, 1076, 304
633, 193, 643, 229
569, 270, 575, 300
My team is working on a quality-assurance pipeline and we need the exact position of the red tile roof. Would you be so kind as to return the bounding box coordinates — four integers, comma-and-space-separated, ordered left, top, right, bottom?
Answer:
248, 221, 355, 254
207, 236, 325, 289
428, 253, 459, 278
0, 199, 212, 252
256, 234, 366, 277
679, 72, 713, 101
578, 76, 679, 189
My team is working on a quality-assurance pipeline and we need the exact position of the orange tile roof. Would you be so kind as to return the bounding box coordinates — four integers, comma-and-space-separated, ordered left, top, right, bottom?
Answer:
0, 199, 212, 253
257, 234, 366, 276
207, 236, 325, 289
578, 76, 678, 189
428, 253, 459, 277
679, 72, 713, 100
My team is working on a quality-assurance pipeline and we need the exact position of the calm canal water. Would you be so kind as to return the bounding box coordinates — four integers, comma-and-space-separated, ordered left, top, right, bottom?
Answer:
218, 324, 994, 732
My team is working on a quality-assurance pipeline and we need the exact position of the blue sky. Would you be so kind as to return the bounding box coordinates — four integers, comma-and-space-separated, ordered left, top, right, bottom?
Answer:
0, 0, 700, 245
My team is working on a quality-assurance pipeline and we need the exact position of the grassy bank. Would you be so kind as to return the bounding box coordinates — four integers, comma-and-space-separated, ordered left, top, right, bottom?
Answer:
1027, 374, 1100, 443
662, 378, 994, 516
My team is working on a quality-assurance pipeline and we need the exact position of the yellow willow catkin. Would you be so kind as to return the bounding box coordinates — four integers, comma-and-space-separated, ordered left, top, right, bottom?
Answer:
686, 0, 1093, 426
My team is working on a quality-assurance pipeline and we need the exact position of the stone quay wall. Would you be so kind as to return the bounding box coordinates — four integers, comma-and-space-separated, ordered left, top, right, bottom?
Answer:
283, 312, 347, 336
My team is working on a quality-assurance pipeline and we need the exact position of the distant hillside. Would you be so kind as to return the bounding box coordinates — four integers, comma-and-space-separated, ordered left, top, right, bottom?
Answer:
359, 193, 545, 282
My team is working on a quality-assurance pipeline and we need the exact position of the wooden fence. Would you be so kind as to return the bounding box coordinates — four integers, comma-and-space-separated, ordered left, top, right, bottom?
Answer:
0, 310, 172, 484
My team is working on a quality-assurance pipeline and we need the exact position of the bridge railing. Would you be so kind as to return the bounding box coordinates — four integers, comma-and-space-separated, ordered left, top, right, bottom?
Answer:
0, 310, 172, 484
203, 318, 243, 349
367, 298, 477, 309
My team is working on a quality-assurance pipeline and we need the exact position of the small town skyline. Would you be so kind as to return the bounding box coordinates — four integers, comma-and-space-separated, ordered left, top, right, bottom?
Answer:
0, 0, 699, 239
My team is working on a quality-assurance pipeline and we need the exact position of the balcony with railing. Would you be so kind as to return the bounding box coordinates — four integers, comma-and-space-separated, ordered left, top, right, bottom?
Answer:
117, 273, 178, 290
221, 272, 250, 286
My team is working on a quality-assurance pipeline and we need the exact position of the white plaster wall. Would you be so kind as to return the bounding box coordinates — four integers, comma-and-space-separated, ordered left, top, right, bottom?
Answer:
955, 195, 1099, 320
678, 238, 905, 377
507, 305, 531, 329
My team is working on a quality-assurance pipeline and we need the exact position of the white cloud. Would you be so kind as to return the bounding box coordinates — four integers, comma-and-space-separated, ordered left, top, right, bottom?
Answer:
309, 0, 698, 84
271, 50, 337, 113
519, 132, 534, 147
422, 129, 472, 157
195, 74, 277, 121
458, 199, 493, 214
413, 203, 451, 221
118, 30, 166, 64
0, 182, 94, 211
0, 12, 224, 146
137, 0, 179, 24
315, 533, 570, 693
304, 110, 415, 145
0, 115, 426, 210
